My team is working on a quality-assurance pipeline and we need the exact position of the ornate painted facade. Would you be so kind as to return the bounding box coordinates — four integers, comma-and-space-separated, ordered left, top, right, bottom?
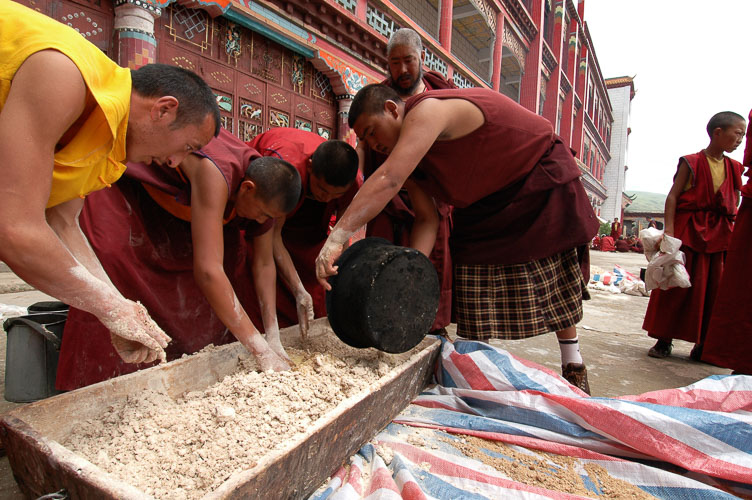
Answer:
15, 0, 614, 202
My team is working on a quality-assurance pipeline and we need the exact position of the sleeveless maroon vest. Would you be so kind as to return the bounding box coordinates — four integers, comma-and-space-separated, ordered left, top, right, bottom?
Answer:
404, 88, 556, 207
674, 152, 742, 253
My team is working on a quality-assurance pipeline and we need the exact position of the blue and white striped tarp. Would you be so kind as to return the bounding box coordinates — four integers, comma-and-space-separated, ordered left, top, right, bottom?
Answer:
311, 339, 752, 499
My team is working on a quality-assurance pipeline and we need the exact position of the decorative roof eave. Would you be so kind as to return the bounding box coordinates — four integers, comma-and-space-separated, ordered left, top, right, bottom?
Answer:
541, 39, 557, 73
502, 0, 538, 42
605, 76, 636, 101
565, 0, 580, 26
149, 0, 230, 18
224, 5, 315, 58
560, 72, 571, 94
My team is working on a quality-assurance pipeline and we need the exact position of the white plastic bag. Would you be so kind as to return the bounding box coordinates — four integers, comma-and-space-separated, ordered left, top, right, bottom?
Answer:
0, 303, 28, 323
639, 228, 691, 291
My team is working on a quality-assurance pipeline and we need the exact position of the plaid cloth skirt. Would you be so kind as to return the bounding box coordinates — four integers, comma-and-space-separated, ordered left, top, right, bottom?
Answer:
455, 248, 584, 340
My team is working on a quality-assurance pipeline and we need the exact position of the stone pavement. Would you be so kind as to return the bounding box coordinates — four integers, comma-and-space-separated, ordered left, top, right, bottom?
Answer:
0, 252, 731, 497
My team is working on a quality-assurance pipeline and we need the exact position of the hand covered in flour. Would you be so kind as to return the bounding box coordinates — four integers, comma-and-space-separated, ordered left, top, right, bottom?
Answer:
294, 287, 314, 340
315, 228, 351, 290
263, 324, 291, 364
99, 299, 170, 364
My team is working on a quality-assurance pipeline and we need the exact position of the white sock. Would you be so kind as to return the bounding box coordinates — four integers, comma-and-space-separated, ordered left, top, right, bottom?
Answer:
559, 336, 583, 366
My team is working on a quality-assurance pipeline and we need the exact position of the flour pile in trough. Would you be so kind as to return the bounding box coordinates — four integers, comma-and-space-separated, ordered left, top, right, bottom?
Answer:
64, 332, 408, 499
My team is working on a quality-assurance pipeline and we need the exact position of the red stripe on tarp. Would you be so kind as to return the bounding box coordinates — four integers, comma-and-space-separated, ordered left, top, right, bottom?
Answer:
400, 481, 428, 500
382, 441, 584, 499
394, 422, 634, 461
620, 388, 752, 412
448, 351, 497, 391
365, 463, 401, 496
543, 394, 752, 483
410, 399, 465, 412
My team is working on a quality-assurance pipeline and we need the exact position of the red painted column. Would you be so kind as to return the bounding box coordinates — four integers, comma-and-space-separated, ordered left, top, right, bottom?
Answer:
356, 0, 368, 21
519, 0, 543, 112
439, 0, 453, 50
558, 32, 576, 147
491, 12, 504, 91
571, 43, 587, 159
114, 1, 159, 69
542, 3, 564, 125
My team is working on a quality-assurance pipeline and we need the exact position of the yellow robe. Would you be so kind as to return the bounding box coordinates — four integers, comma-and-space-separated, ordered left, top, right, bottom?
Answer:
0, 0, 132, 207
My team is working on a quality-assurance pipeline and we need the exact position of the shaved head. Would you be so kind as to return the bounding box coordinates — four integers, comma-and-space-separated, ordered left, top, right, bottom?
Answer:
311, 140, 359, 187
245, 157, 301, 212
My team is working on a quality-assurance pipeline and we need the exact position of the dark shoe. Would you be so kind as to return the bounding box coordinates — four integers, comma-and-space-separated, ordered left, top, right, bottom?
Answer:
562, 363, 591, 395
689, 344, 703, 362
648, 340, 673, 358
429, 327, 449, 339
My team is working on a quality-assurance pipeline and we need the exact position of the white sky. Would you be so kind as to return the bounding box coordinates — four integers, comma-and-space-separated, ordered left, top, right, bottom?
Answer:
584, 0, 751, 194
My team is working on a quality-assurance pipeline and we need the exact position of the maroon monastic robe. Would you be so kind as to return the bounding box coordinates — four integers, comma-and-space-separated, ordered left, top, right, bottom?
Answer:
402, 89, 598, 266
642, 152, 743, 345
610, 221, 621, 240
703, 110, 752, 372
247, 127, 360, 327
366, 72, 456, 331
57, 130, 272, 390
599, 236, 615, 252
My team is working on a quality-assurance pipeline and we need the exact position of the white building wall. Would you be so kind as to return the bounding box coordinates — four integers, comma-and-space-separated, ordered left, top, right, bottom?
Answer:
603, 85, 631, 222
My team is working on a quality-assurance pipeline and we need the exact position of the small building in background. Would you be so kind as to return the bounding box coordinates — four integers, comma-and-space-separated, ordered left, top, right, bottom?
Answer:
624, 191, 666, 236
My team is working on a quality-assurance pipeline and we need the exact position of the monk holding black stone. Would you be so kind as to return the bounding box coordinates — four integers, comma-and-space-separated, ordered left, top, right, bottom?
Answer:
316, 84, 598, 394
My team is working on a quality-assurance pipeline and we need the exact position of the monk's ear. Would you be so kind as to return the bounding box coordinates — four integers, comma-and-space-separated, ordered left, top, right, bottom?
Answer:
384, 99, 400, 119
151, 96, 179, 123
239, 179, 257, 196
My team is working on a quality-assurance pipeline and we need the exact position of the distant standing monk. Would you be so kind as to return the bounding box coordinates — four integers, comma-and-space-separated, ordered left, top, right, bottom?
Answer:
0, 1, 220, 364
610, 217, 622, 240
644, 111, 744, 360
359, 28, 456, 335
317, 84, 599, 393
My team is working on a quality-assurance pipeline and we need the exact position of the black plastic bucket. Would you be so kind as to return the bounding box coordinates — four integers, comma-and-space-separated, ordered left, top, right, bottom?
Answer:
3, 309, 67, 403
26, 301, 69, 314
326, 237, 439, 353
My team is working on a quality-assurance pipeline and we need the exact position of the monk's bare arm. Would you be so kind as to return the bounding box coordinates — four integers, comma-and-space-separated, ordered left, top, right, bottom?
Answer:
45, 197, 116, 288
187, 156, 287, 369
272, 218, 313, 337
405, 180, 439, 257
251, 229, 292, 362
271, 217, 302, 296
0, 52, 126, 313
663, 161, 691, 237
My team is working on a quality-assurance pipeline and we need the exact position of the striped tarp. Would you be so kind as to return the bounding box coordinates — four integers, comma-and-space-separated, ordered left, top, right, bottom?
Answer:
310, 339, 752, 499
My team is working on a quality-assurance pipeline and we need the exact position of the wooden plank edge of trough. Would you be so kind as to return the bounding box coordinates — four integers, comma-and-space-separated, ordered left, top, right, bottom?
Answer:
0, 321, 442, 499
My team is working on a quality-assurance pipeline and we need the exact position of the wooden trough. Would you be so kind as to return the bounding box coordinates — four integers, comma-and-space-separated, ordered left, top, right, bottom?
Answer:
0, 319, 441, 499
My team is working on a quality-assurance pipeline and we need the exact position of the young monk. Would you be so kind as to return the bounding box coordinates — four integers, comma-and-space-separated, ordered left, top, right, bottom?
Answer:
316, 84, 599, 393
248, 127, 360, 334
0, 1, 220, 364
644, 112, 744, 360
702, 109, 752, 374
57, 129, 301, 389
360, 28, 456, 335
